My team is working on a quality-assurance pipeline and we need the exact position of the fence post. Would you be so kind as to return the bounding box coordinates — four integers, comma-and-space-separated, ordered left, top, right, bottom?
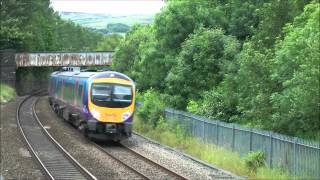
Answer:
216, 122, 219, 145
232, 125, 235, 151
249, 128, 253, 151
202, 120, 205, 143
293, 137, 297, 176
269, 132, 273, 168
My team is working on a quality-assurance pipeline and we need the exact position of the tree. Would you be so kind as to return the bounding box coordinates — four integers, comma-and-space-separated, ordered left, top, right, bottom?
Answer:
154, 0, 227, 53
97, 34, 123, 51
112, 25, 151, 78
233, 43, 275, 126
270, 3, 320, 137
252, 0, 312, 50
166, 28, 240, 109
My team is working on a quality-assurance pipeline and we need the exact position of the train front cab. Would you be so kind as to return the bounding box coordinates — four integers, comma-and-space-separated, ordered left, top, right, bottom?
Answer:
86, 77, 135, 141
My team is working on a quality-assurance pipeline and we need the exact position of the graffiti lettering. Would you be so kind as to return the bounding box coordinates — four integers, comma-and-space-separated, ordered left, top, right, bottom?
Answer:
15, 52, 113, 67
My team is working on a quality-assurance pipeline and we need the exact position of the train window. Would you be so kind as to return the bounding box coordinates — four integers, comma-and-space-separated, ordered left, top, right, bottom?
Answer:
92, 84, 112, 101
71, 83, 75, 104
66, 82, 74, 103
91, 83, 132, 108
57, 80, 62, 98
64, 82, 70, 102
77, 84, 83, 106
113, 85, 132, 102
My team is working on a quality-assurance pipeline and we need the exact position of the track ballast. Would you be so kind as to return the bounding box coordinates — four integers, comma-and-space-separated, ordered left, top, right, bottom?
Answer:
16, 92, 96, 180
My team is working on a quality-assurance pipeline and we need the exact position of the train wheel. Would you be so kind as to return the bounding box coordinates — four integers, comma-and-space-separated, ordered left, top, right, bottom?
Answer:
78, 123, 88, 138
53, 104, 59, 114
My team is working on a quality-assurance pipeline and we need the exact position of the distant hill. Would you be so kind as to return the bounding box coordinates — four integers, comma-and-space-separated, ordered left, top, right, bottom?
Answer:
59, 12, 154, 34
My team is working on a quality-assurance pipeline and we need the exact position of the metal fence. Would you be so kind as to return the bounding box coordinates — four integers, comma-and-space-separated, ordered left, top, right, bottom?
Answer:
165, 108, 320, 178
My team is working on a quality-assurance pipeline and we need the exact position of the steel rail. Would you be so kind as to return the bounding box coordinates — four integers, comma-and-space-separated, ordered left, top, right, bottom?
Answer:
16, 91, 97, 180
133, 132, 242, 179
92, 142, 187, 180
120, 143, 187, 180
33, 95, 97, 180
92, 143, 150, 180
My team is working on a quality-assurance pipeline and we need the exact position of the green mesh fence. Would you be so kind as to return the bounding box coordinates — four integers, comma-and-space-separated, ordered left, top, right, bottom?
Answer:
165, 108, 320, 178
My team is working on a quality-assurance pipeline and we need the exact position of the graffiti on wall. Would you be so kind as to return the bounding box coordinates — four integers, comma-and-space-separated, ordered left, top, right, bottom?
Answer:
15, 52, 113, 67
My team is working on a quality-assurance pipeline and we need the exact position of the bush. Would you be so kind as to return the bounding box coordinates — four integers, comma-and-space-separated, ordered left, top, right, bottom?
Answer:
0, 84, 16, 103
136, 89, 166, 127
244, 151, 266, 174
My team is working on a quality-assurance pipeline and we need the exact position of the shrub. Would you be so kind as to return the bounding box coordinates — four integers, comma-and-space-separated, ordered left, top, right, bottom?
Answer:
244, 151, 266, 174
136, 89, 166, 128
0, 84, 16, 103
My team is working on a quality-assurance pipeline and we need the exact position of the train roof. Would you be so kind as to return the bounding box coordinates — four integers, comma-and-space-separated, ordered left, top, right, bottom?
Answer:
50, 71, 133, 82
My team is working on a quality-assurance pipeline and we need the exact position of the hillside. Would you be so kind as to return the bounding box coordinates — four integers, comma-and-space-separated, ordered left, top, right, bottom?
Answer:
59, 12, 154, 33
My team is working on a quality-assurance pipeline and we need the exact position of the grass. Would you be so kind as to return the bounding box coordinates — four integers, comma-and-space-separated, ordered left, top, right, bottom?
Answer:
133, 116, 293, 179
0, 84, 16, 103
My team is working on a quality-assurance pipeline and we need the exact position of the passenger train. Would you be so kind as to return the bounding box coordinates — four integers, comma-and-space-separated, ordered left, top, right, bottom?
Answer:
48, 70, 136, 141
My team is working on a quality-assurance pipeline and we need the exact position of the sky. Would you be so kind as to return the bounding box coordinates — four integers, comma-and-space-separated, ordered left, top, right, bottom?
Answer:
50, 0, 166, 15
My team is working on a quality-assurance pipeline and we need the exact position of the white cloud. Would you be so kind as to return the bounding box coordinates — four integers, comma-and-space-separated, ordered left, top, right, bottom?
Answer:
50, 0, 165, 15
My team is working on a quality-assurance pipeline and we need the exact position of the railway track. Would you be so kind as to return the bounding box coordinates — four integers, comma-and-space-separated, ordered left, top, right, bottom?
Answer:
93, 142, 187, 180
17, 92, 97, 180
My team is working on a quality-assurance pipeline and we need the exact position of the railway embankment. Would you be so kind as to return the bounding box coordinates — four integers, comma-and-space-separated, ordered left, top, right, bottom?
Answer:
35, 96, 140, 179
35, 95, 237, 179
0, 97, 44, 179
2, 95, 241, 179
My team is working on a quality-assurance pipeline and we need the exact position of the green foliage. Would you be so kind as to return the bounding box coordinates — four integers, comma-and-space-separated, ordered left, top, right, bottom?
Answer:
97, 34, 123, 51
1, 0, 105, 85
132, 32, 168, 91
113, 0, 319, 140
244, 151, 266, 174
154, 1, 227, 52
166, 28, 240, 109
187, 85, 239, 122
136, 89, 166, 127
221, 0, 264, 41
0, 0, 30, 49
252, 0, 311, 50
1, 0, 102, 51
0, 84, 16, 103
105, 23, 130, 33
134, 117, 292, 179
232, 43, 275, 126
270, 3, 320, 137
112, 25, 151, 78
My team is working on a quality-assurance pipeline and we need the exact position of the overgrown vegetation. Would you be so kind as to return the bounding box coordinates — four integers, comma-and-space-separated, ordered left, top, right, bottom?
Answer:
134, 112, 293, 179
244, 151, 266, 174
96, 34, 123, 51
0, 84, 16, 103
1, 0, 102, 51
114, 1, 319, 141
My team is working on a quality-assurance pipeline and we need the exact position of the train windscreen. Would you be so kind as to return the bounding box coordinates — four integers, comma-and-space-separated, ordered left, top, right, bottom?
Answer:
91, 83, 132, 108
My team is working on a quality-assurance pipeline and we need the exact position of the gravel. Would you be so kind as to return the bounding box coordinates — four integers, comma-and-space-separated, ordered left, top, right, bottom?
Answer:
122, 134, 242, 180
99, 143, 179, 179
0, 97, 45, 179
35, 96, 143, 180
35, 95, 242, 179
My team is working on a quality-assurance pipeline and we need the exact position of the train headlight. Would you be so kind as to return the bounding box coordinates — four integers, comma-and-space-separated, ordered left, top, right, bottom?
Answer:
122, 112, 131, 120
91, 109, 100, 120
